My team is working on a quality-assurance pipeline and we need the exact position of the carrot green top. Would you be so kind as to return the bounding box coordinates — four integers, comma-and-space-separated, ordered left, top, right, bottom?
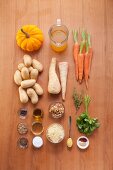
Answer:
79, 31, 87, 54
73, 30, 78, 43
86, 40, 89, 54
88, 34, 91, 47
82, 31, 86, 42
79, 41, 85, 54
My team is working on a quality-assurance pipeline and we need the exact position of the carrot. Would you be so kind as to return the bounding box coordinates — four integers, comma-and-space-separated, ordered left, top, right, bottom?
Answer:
88, 34, 93, 76
81, 31, 86, 54
78, 41, 85, 83
84, 41, 90, 89
73, 30, 79, 81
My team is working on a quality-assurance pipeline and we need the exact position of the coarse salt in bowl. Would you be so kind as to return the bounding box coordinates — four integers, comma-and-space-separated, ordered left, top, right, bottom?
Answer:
32, 136, 43, 148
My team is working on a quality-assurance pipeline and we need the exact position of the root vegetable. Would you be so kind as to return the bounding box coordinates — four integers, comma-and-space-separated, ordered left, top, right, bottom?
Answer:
32, 59, 43, 72
73, 30, 79, 81
23, 54, 32, 67
78, 42, 85, 83
88, 34, 93, 76
78, 53, 84, 83
27, 88, 38, 104
81, 31, 86, 54
19, 86, 29, 103
28, 66, 33, 72
59, 62, 68, 101
33, 83, 43, 95
84, 41, 90, 89
21, 79, 36, 88
14, 70, 22, 85
21, 67, 29, 80
30, 69, 39, 80
48, 58, 61, 94
18, 63, 25, 71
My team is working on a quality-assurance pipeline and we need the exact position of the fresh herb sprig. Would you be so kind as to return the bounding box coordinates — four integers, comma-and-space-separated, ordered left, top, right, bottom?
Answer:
73, 89, 83, 112
76, 95, 100, 135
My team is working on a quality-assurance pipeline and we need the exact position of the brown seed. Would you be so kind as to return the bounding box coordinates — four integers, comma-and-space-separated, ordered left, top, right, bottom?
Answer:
17, 123, 28, 135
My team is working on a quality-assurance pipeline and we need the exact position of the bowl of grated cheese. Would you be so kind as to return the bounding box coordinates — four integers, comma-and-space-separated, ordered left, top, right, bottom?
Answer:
46, 123, 65, 144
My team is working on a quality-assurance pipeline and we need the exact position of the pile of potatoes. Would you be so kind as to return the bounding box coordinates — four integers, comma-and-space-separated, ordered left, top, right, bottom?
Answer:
14, 54, 44, 104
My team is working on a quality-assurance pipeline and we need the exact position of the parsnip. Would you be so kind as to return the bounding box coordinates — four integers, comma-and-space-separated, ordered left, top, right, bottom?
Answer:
48, 58, 61, 94
59, 62, 68, 101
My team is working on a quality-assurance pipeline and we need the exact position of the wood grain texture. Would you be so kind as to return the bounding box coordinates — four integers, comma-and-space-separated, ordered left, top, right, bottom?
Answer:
0, 0, 113, 170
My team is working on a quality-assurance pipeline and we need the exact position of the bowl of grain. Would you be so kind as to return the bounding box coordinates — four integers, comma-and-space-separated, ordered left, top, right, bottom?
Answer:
46, 123, 65, 144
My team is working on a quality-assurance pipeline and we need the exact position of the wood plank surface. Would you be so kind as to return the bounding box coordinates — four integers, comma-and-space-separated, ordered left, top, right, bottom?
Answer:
0, 0, 113, 170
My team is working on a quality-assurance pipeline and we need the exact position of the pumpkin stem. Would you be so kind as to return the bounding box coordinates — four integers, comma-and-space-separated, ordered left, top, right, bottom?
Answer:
21, 28, 30, 38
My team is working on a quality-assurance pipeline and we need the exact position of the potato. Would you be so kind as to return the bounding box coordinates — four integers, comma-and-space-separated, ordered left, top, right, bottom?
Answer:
21, 67, 29, 80
28, 66, 33, 72
14, 70, 22, 86
23, 54, 32, 67
32, 59, 43, 72
30, 69, 39, 80
33, 83, 43, 95
21, 79, 36, 88
27, 88, 38, 104
19, 87, 29, 103
18, 63, 25, 71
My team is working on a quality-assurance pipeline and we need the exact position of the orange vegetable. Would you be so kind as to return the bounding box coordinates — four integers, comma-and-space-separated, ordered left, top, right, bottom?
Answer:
16, 25, 44, 52
84, 41, 90, 89
73, 30, 80, 81
81, 31, 86, 54
88, 34, 93, 76
78, 42, 85, 83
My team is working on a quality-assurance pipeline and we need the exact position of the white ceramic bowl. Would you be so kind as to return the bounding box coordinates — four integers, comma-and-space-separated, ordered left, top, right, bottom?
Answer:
32, 136, 43, 148
77, 136, 89, 149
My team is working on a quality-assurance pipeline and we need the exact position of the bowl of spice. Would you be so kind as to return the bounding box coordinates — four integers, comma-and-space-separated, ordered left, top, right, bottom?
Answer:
49, 102, 65, 119
17, 137, 28, 149
77, 136, 89, 149
18, 108, 27, 119
17, 123, 28, 135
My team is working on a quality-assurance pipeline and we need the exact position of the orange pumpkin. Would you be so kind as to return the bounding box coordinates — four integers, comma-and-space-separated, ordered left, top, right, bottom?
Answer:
16, 25, 44, 52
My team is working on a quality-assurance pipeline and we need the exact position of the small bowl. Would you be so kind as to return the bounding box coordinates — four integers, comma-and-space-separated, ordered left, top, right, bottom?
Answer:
46, 123, 65, 144
31, 122, 44, 135
33, 108, 43, 120
77, 136, 89, 149
17, 137, 28, 149
17, 123, 28, 135
18, 108, 27, 119
49, 102, 65, 119
32, 136, 43, 148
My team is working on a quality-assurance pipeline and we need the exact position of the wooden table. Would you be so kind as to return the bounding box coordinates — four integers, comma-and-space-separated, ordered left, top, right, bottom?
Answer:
0, 0, 113, 169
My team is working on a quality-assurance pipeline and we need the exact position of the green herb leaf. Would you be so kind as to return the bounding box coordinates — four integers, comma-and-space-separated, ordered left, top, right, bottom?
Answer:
76, 95, 100, 136
73, 89, 83, 112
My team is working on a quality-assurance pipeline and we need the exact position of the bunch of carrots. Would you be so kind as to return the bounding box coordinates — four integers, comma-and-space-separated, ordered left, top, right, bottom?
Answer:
73, 30, 93, 89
